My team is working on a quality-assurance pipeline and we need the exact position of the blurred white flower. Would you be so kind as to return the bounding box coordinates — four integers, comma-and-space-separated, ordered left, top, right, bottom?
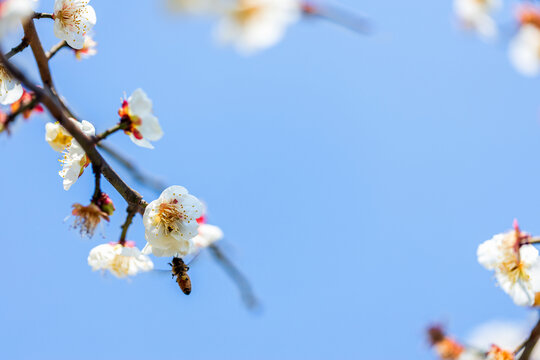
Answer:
0, 65, 23, 105
509, 25, 540, 76
53, 0, 96, 49
192, 223, 223, 248
216, 0, 300, 54
0, 0, 35, 38
453, 0, 500, 39
486, 346, 515, 360
74, 35, 97, 60
58, 119, 95, 191
119, 89, 163, 149
142, 185, 203, 257
45, 122, 73, 152
88, 242, 154, 278
467, 319, 540, 360
477, 226, 540, 306
167, 0, 221, 14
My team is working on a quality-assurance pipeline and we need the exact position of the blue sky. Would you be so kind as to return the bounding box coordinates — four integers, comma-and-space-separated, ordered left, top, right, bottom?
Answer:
2, 0, 540, 359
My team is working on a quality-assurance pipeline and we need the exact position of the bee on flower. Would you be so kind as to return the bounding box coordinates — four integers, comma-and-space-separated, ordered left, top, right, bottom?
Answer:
215, 0, 301, 54
74, 35, 97, 60
453, 0, 500, 39
0, 0, 35, 38
118, 89, 163, 149
142, 185, 203, 257
477, 221, 540, 306
88, 241, 154, 278
0, 64, 23, 105
58, 119, 95, 190
509, 5, 540, 76
11, 90, 43, 119
53, 0, 97, 49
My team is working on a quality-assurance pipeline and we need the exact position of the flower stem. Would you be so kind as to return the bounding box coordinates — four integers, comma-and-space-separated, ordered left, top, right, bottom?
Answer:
5, 37, 29, 59
46, 41, 68, 60
94, 124, 124, 143
119, 206, 137, 246
91, 164, 102, 202
32, 12, 54, 20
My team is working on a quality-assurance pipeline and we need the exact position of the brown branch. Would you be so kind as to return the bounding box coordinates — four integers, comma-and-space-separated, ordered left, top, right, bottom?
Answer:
5, 37, 29, 59
208, 244, 260, 311
0, 48, 147, 215
91, 164, 102, 202
32, 12, 54, 20
98, 142, 168, 194
22, 20, 53, 88
94, 123, 124, 143
46, 41, 68, 60
302, 1, 372, 35
1, 93, 42, 134
517, 319, 540, 360
119, 206, 137, 246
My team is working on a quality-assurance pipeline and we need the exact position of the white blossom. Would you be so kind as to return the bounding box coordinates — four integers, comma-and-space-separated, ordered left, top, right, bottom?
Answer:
167, 0, 221, 14
142, 185, 203, 257
45, 122, 73, 152
0, 0, 35, 38
88, 242, 154, 278
192, 223, 223, 248
215, 0, 300, 54
74, 35, 97, 60
53, 0, 96, 49
454, 0, 500, 39
58, 119, 95, 191
467, 319, 540, 360
477, 229, 540, 306
509, 25, 540, 76
119, 89, 163, 149
0, 65, 22, 105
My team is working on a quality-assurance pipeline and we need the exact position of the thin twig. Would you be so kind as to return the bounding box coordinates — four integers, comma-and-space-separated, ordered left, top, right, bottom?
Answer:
46, 40, 68, 60
119, 206, 137, 246
302, 1, 372, 35
32, 12, 54, 20
517, 319, 540, 360
5, 37, 29, 59
208, 244, 260, 310
94, 123, 124, 143
0, 46, 148, 215
92, 164, 102, 202
2, 94, 41, 134
98, 142, 167, 194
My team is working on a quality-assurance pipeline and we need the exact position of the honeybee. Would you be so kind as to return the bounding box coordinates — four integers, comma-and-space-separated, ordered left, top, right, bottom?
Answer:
169, 257, 191, 295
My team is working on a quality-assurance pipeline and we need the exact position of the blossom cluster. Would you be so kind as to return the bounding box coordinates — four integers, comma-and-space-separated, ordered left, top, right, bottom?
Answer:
454, 0, 540, 77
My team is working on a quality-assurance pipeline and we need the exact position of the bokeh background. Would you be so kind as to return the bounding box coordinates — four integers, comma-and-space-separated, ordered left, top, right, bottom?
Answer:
1, 0, 540, 359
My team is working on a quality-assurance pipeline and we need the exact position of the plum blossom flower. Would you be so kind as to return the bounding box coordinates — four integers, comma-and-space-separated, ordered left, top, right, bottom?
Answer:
45, 122, 73, 152
118, 89, 163, 149
453, 0, 500, 39
11, 90, 43, 119
88, 242, 154, 278
53, 0, 96, 49
216, 0, 301, 54
486, 346, 514, 360
142, 185, 203, 257
0, 65, 23, 105
467, 319, 540, 360
71, 193, 115, 238
509, 24, 540, 76
192, 223, 223, 248
477, 222, 540, 306
74, 35, 97, 60
0, 0, 35, 38
58, 119, 95, 190
167, 0, 220, 14
427, 325, 466, 360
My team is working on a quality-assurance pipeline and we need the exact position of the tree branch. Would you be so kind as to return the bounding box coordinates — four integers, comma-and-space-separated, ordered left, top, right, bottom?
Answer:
0, 49, 147, 214
47, 40, 68, 60
32, 12, 54, 20
94, 123, 124, 143
208, 244, 260, 310
517, 319, 540, 360
119, 205, 138, 246
5, 37, 29, 59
